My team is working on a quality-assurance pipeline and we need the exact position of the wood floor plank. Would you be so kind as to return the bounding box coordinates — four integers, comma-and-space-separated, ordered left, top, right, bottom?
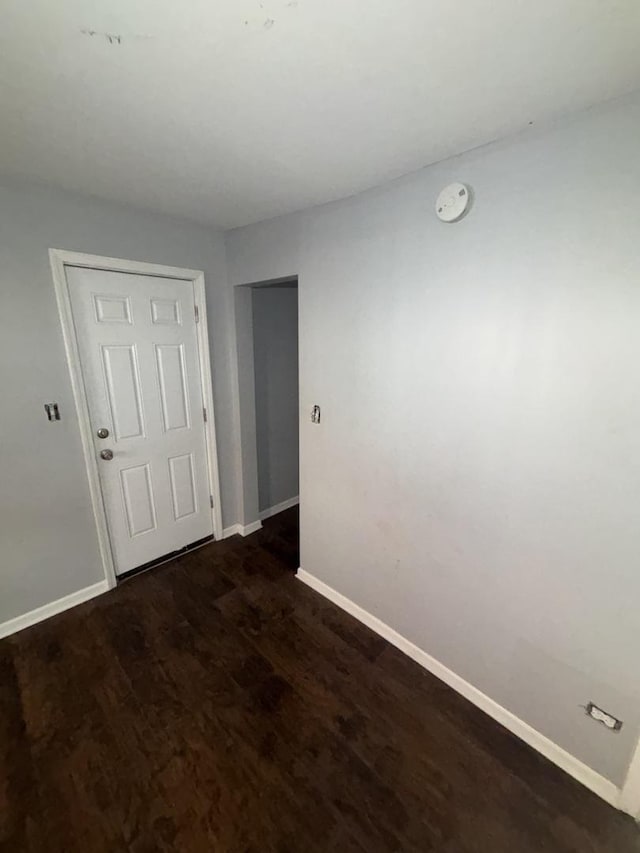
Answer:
213, 534, 640, 852
98, 566, 365, 851
0, 643, 41, 853
147, 567, 424, 851
213, 581, 556, 850
1, 506, 638, 852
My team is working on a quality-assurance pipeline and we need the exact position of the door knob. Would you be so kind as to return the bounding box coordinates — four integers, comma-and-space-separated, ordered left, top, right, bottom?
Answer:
100, 449, 114, 461
96, 427, 109, 439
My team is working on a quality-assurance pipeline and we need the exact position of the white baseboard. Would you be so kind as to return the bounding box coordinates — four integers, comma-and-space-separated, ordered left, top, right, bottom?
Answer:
0, 580, 110, 640
619, 738, 640, 819
222, 495, 299, 539
222, 520, 263, 539
259, 495, 299, 521
296, 568, 624, 813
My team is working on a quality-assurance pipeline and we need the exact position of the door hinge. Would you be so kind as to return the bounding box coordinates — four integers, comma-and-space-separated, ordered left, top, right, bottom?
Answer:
194, 304, 200, 323
203, 406, 207, 422
210, 495, 214, 509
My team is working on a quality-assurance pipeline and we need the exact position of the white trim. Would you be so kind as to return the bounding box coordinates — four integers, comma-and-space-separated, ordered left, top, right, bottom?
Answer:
620, 738, 640, 819
192, 273, 224, 542
51, 251, 118, 590
0, 581, 109, 640
259, 495, 299, 521
240, 519, 263, 536
223, 520, 263, 538
49, 249, 224, 588
296, 568, 625, 813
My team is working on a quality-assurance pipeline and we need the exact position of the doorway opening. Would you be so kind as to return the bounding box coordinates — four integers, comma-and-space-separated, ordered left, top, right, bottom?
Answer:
234, 277, 299, 571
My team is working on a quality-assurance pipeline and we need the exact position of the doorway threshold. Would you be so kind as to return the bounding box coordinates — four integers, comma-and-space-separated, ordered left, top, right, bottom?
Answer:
117, 535, 214, 583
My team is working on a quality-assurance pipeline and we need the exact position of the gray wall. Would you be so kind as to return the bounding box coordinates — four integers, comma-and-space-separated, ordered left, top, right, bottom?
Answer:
0, 180, 239, 624
252, 286, 299, 512
226, 92, 640, 787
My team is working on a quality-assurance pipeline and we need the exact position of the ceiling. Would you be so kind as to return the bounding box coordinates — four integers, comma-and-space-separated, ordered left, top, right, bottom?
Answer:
1, 1, 640, 230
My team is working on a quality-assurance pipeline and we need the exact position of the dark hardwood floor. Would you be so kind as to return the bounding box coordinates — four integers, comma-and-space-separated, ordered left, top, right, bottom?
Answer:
1, 506, 638, 852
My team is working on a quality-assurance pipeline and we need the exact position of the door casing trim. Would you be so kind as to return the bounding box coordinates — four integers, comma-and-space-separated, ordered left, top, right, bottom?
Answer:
50, 249, 224, 589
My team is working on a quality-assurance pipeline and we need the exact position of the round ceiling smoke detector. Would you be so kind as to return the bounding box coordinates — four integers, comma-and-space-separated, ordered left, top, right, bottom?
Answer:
435, 182, 470, 222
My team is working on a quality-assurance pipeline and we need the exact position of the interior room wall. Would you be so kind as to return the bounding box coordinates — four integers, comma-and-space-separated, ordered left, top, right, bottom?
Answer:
252, 285, 299, 513
225, 92, 640, 788
0, 180, 238, 626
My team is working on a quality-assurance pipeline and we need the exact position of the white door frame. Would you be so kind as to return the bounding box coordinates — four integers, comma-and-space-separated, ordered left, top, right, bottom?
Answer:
50, 249, 223, 589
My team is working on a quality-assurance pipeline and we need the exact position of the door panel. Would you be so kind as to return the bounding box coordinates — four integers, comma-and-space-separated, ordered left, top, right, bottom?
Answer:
102, 345, 145, 440
151, 297, 181, 325
168, 453, 198, 520
155, 344, 190, 432
94, 294, 132, 324
120, 463, 157, 537
66, 266, 213, 575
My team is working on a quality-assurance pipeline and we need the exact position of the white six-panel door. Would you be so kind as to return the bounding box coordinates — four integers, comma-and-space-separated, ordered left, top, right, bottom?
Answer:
66, 266, 213, 575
